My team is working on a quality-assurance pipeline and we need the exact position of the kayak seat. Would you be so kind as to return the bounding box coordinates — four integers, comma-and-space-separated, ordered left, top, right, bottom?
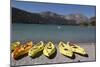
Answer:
47, 47, 52, 49
72, 46, 77, 48
69, 43, 78, 48
47, 43, 52, 49
61, 44, 65, 47
64, 48, 68, 51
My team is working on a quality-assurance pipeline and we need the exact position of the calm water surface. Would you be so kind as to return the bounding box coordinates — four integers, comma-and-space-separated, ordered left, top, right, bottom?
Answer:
11, 24, 96, 43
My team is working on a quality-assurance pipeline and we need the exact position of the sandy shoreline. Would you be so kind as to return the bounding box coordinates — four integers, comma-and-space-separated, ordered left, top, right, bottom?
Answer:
10, 43, 96, 66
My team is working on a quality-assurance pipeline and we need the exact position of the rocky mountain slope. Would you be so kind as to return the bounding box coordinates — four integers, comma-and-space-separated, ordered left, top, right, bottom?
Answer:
12, 7, 96, 26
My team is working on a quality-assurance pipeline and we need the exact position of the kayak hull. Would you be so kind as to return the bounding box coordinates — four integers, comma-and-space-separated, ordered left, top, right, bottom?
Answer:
12, 41, 33, 60
58, 42, 74, 59
43, 42, 56, 58
11, 41, 20, 52
28, 41, 44, 58
70, 44, 87, 55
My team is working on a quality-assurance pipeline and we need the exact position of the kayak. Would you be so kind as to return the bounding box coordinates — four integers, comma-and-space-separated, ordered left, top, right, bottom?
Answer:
43, 42, 56, 58
28, 41, 44, 57
58, 42, 74, 58
12, 41, 33, 59
67, 42, 87, 55
11, 41, 20, 52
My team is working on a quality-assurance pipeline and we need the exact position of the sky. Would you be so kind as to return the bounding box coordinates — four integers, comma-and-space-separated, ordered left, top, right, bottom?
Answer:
11, 0, 96, 18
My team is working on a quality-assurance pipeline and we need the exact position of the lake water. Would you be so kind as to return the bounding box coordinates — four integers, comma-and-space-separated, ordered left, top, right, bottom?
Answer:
11, 24, 96, 43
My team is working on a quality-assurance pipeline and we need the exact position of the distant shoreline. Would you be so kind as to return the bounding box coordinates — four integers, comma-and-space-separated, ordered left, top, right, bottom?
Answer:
12, 23, 96, 27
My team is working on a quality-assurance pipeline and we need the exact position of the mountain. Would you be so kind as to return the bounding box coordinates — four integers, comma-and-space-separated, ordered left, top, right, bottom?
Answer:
12, 7, 44, 24
39, 11, 69, 25
90, 16, 96, 22
64, 14, 89, 24
89, 16, 96, 26
12, 7, 95, 26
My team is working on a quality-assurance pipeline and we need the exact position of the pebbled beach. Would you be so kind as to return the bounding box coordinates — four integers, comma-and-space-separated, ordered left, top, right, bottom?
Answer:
10, 43, 96, 66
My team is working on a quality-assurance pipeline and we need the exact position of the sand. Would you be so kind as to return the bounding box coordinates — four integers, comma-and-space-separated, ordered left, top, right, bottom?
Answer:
10, 43, 96, 66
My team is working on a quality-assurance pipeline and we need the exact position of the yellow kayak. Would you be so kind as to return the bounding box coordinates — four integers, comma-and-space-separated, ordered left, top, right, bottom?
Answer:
28, 41, 44, 58
43, 42, 56, 58
12, 41, 33, 59
67, 42, 87, 56
11, 41, 20, 52
58, 42, 74, 58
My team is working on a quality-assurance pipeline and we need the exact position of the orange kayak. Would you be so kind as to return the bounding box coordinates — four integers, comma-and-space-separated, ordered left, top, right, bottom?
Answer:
12, 41, 33, 59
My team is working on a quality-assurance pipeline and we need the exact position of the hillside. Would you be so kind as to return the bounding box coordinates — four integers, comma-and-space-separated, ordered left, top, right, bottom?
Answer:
12, 7, 96, 26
